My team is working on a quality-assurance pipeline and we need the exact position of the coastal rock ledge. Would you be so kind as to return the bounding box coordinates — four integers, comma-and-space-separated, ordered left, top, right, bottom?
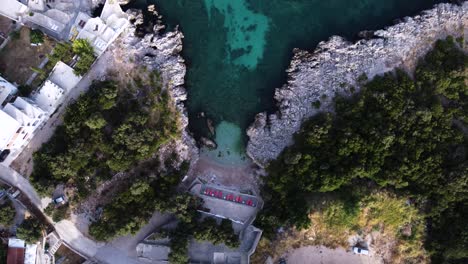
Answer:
247, 2, 468, 167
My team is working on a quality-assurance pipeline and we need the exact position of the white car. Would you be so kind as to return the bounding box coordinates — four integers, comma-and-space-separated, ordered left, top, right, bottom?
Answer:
353, 247, 369, 255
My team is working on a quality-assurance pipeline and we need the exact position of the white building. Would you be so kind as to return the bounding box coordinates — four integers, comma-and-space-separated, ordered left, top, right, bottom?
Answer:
48, 61, 82, 92
0, 0, 28, 22
25, 244, 38, 264
0, 75, 18, 106
3, 97, 46, 130
0, 110, 21, 151
0, 96, 46, 154
70, 0, 128, 56
32, 61, 81, 115
32, 80, 65, 115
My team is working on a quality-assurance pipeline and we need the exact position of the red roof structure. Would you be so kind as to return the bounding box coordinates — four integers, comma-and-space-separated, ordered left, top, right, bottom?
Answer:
7, 238, 25, 264
7, 247, 25, 264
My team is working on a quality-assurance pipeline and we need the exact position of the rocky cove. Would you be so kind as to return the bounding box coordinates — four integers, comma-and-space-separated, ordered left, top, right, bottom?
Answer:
247, 2, 468, 167
111, 1, 468, 171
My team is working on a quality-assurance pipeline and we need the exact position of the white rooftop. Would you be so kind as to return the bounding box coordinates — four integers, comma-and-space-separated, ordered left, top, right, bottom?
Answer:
8, 238, 26, 248
48, 61, 82, 92
0, 76, 18, 105
0, 110, 21, 149
25, 11, 66, 33
74, 0, 128, 56
0, 0, 28, 21
12, 97, 45, 120
3, 103, 32, 126
33, 80, 65, 114
25, 244, 38, 264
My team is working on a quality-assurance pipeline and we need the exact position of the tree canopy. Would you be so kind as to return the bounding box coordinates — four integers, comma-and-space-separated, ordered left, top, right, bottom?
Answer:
31, 73, 181, 200
0, 200, 15, 227
16, 217, 43, 243
72, 39, 96, 76
257, 37, 467, 263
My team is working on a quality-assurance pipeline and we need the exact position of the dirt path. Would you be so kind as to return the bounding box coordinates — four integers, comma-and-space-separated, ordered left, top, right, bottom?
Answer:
284, 246, 383, 264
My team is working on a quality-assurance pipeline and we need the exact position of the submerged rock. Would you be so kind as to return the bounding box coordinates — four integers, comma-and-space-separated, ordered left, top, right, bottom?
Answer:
247, 2, 468, 167
207, 118, 215, 136
200, 137, 218, 149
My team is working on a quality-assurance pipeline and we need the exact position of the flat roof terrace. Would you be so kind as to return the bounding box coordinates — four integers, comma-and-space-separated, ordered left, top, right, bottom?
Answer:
200, 185, 258, 208
191, 183, 260, 225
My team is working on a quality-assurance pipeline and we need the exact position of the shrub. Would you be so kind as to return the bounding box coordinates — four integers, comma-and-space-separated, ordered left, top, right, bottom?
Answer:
0, 200, 16, 226
16, 217, 43, 243
30, 29, 44, 44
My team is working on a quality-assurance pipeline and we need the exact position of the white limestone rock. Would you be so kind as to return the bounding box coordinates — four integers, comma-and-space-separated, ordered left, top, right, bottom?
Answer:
116, 8, 198, 167
247, 2, 468, 167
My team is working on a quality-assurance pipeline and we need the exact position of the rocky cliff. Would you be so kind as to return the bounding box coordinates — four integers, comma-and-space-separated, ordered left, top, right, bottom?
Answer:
113, 8, 198, 167
246, 2, 468, 167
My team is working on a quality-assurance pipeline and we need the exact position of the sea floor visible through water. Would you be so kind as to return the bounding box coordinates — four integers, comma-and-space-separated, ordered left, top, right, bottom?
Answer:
126, 0, 446, 165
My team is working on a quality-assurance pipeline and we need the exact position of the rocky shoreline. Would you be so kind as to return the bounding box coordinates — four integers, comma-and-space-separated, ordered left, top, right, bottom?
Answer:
119, 8, 199, 168
246, 2, 468, 167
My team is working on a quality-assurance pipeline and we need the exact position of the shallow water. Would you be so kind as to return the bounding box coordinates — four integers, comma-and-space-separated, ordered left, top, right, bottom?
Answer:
130, 0, 446, 164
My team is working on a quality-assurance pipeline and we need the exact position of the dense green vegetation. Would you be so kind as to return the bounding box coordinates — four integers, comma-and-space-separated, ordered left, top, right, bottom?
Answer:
88, 161, 197, 241
33, 42, 74, 87
48, 42, 74, 66
30, 29, 44, 44
0, 243, 6, 264
44, 203, 70, 222
16, 217, 43, 243
88, 158, 240, 261
0, 200, 15, 227
31, 71, 180, 200
167, 217, 240, 263
258, 37, 467, 263
72, 39, 96, 76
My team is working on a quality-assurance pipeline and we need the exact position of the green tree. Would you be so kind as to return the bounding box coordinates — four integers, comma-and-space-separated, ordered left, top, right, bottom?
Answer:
16, 217, 43, 243
72, 39, 95, 55
0, 200, 16, 227
256, 37, 468, 264
30, 29, 44, 44
85, 113, 107, 130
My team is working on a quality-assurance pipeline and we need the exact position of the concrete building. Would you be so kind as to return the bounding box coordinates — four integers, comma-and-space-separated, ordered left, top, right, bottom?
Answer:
0, 0, 28, 22
31, 61, 81, 115
24, 244, 38, 264
0, 110, 22, 151
7, 238, 26, 264
70, 0, 128, 56
32, 80, 65, 115
47, 61, 82, 92
0, 96, 46, 156
0, 75, 18, 106
3, 97, 46, 133
24, 11, 67, 39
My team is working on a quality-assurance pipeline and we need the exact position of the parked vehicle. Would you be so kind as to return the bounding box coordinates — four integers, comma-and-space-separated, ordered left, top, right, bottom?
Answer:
53, 195, 66, 205
7, 188, 20, 199
353, 246, 369, 255
0, 149, 10, 162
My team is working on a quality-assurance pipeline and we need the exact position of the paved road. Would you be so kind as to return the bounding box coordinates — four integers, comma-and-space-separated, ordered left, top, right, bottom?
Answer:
0, 48, 173, 263
0, 164, 42, 208
1, 163, 173, 264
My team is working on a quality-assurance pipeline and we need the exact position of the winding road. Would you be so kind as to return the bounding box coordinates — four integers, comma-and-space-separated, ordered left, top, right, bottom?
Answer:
0, 163, 174, 264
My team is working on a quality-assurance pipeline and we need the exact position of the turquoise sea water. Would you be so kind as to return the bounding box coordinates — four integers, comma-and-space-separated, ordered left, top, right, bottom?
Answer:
127, 0, 445, 164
